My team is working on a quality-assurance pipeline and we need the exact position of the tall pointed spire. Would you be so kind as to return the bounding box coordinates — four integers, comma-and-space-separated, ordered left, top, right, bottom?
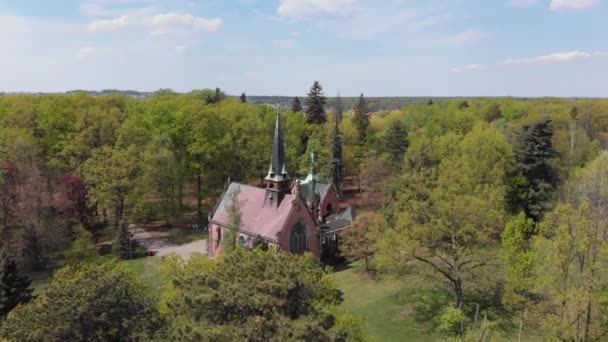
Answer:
265, 111, 290, 183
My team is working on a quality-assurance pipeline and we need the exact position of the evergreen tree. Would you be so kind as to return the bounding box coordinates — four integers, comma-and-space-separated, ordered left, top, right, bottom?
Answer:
240, 93, 247, 103
352, 93, 369, 142
305, 81, 327, 124
113, 222, 132, 260
291, 96, 303, 113
382, 120, 409, 164
511, 119, 558, 221
328, 118, 345, 196
335, 92, 343, 124
0, 253, 33, 317
427, 98, 434, 105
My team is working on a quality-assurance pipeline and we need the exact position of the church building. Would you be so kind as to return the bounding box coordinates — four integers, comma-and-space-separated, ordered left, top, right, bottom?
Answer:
208, 112, 354, 260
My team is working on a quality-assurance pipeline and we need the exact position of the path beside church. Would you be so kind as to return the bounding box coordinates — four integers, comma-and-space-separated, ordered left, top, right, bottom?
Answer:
131, 226, 207, 259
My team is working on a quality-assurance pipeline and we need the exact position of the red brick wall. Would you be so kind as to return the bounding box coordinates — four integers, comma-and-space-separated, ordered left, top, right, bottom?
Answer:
320, 186, 340, 219
278, 197, 320, 258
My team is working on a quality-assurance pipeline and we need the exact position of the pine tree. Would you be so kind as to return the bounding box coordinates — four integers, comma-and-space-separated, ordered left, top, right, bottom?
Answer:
427, 98, 434, 105
240, 93, 247, 103
329, 117, 345, 196
305, 81, 327, 124
0, 252, 33, 317
383, 120, 409, 164
291, 96, 302, 113
352, 93, 370, 142
335, 92, 343, 124
511, 118, 558, 221
114, 222, 132, 260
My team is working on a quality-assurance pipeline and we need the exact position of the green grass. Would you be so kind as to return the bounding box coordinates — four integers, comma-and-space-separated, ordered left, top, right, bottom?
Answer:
334, 265, 442, 341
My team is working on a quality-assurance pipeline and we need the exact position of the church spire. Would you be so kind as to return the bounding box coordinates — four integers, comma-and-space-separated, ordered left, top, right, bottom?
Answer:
265, 111, 290, 183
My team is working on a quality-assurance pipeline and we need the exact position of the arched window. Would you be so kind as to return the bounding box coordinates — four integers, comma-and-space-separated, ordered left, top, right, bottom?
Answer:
289, 221, 309, 253
216, 227, 222, 248
326, 203, 334, 214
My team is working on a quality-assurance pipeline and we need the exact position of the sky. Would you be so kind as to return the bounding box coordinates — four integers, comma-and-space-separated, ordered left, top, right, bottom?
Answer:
0, 0, 607, 97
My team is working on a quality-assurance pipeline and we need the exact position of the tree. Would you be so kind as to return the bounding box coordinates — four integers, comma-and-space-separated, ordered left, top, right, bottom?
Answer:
485, 103, 503, 122
0, 253, 32, 317
501, 213, 537, 341
511, 119, 558, 221
114, 222, 133, 260
0, 262, 160, 341
291, 96, 303, 113
328, 118, 345, 196
376, 123, 512, 311
382, 120, 409, 165
240, 93, 247, 103
352, 94, 369, 142
334, 93, 343, 124
159, 248, 362, 341
533, 152, 608, 341
54, 173, 93, 227
62, 226, 98, 265
82, 145, 141, 230
305, 81, 327, 124
340, 212, 377, 272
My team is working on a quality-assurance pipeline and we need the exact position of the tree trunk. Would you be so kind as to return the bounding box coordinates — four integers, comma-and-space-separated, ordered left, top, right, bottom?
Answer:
454, 277, 463, 309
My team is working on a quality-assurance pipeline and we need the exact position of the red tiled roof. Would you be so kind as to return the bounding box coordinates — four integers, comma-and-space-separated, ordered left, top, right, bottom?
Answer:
210, 183, 295, 242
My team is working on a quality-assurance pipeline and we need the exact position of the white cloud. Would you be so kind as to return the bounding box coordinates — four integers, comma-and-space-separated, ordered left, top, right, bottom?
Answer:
86, 16, 129, 32
497, 50, 607, 66
291, 31, 301, 37
277, 0, 356, 17
147, 13, 223, 34
76, 46, 116, 60
445, 29, 488, 46
550, 0, 600, 11
272, 39, 295, 48
175, 45, 186, 54
452, 64, 485, 72
507, 0, 538, 7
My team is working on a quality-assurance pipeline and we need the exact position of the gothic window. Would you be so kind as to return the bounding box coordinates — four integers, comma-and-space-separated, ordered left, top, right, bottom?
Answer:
326, 203, 334, 214
216, 227, 222, 248
289, 221, 309, 253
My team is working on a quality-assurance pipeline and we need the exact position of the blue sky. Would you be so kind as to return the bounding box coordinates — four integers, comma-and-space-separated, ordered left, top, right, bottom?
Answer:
0, 0, 606, 96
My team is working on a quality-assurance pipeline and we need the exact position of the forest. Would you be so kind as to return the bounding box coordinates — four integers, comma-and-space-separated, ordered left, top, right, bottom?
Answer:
1, 82, 608, 341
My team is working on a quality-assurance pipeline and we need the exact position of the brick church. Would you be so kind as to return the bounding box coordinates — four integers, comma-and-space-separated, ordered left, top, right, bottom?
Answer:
208, 112, 354, 260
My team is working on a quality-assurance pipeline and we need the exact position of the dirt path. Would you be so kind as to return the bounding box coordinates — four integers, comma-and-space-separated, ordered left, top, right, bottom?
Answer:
131, 227, 207, 260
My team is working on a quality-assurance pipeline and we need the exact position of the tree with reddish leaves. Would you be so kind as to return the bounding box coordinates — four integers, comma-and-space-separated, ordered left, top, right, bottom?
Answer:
55, 173, 93, 227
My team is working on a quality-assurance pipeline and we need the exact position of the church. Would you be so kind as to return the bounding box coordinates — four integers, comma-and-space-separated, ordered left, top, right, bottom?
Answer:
208, 112, 354, 260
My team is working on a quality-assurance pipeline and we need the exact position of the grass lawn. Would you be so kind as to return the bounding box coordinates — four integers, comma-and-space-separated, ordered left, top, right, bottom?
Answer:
334, 264, 442, 341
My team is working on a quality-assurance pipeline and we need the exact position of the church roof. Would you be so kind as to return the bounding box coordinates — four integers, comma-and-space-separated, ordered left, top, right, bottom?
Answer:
210, 183, 295, 242
265, 112, 290, 183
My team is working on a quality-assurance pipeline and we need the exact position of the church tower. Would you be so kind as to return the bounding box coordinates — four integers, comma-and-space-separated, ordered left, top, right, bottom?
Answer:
264, 112, 291, 207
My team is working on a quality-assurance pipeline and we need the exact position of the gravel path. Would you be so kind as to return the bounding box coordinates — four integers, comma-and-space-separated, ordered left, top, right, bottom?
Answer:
131, 227, 207, 260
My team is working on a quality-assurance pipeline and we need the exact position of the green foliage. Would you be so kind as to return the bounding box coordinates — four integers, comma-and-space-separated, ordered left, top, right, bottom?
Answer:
62, 225, 98, 265
329, 120, 345, 195
352, 94, 370, 142
240, 92, 247, 103
511, 118, 558, 221
376, 123, 512, 310
113, 222, 133, 260
382, 119, 409, 164
291, 96, 303, 113
82, 145, 141, 229
340, 212, 378, 272
305, 81, 327, 124
159, 248, 361, 341
0, 262, 160, 341
0, 253, 33, 317
437, 306, 466, 337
